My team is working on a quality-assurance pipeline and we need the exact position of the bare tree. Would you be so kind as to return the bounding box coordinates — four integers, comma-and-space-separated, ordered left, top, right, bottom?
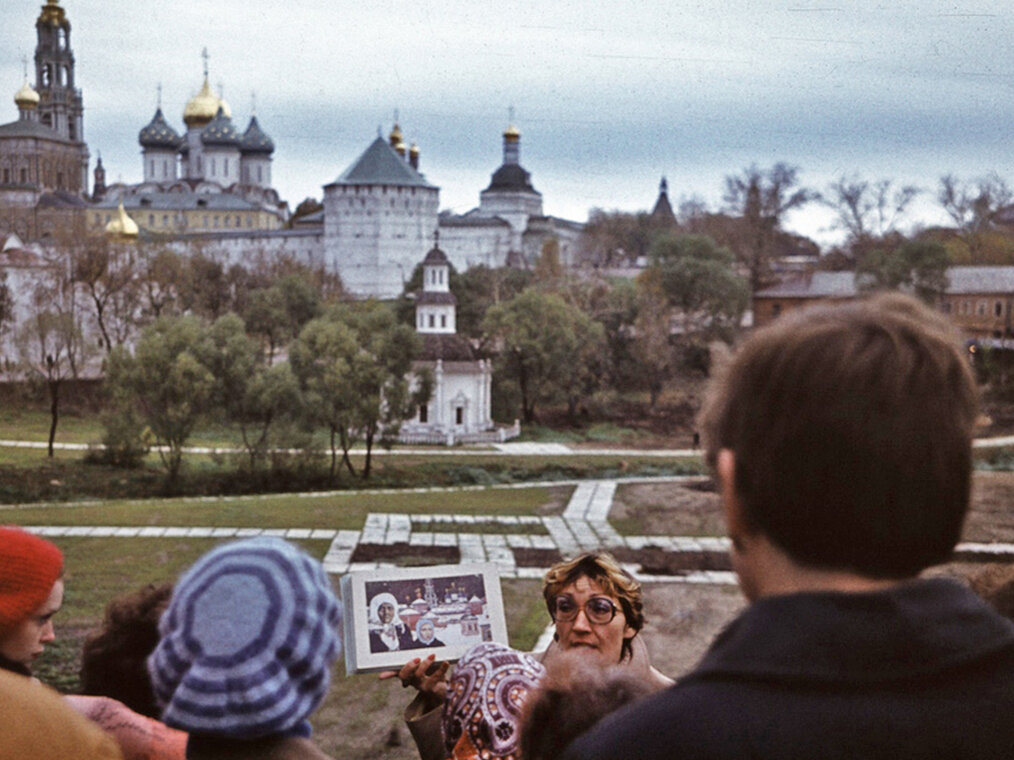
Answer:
70, 233, 143, 353
723, 163, 814, 292
822, 174, 919, 252
938, 173, 1013, 258
15, 265, 93, 457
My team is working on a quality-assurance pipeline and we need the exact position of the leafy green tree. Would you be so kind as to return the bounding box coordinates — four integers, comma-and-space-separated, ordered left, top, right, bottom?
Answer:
179, 251, 244, 321
105, 316, 216, 482
578, 209, 677, 267
483, 290, 606, 423
233, 362, 303, 469
0, 270, 13, 350
629, 291, 680, 410
199, 313, 302, 468
855, 240, 950, 303
641, 234, 750, 343
243, 286, 289, 363
290, 302, 430, 480
723, 162, 814, 292
138, 245, 185, 319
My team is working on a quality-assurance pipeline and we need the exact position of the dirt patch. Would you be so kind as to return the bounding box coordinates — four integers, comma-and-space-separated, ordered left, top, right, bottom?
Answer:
615, 546, 732, 575
639, 583, 746, 677
613, 472, 1014, 545
611, 479, 725, 536
965, 471, 1014, 543
513, 547, 564, 567
350, 543, 460, 566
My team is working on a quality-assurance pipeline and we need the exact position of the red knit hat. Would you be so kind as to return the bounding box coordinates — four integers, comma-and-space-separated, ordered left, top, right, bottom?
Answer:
0, 527, 63, 633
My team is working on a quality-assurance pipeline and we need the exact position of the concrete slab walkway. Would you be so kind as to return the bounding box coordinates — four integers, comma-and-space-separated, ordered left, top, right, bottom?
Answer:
17, 477, 1014, 585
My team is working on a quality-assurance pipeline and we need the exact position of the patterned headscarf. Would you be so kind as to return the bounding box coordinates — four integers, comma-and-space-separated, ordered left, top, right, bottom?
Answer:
442, 643, 545, 760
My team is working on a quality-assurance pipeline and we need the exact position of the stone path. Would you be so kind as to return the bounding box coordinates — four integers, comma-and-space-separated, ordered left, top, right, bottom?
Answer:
19, 478, 1014, 585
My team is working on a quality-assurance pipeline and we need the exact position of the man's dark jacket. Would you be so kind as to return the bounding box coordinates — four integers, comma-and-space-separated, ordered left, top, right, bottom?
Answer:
565, 578, 1014, 759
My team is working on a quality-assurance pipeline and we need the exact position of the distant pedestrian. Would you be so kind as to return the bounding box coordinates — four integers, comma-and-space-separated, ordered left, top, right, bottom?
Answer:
691, 431, 700, 449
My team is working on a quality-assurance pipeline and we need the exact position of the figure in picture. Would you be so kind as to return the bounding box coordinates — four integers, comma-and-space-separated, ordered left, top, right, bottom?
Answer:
368, 592, 414, 653
411, 616, 445, 649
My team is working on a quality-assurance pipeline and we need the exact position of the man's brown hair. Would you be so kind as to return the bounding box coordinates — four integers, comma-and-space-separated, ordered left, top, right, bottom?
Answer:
700, 292, 978, 578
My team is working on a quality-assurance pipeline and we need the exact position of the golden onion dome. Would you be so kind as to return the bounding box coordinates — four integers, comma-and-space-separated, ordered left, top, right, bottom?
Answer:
105, 203, 139, 239
409, 141, 419, 157
38, 0, 66, 25
389, 122, 403, 147
14, 79, 39, 110
183, 77, 231, 127
503, 122, 520, 141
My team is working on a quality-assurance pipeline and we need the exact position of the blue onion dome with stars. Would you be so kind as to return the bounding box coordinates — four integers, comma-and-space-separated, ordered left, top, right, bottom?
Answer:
138, 107, 183, 149
201, 106, 241, 146
240, 116, 274, 154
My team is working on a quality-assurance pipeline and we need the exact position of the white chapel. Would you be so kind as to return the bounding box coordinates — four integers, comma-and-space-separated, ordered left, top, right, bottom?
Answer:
398, 238, 512, 445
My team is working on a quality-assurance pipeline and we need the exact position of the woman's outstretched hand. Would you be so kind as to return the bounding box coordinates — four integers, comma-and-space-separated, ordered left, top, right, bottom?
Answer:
379, 653, 451, 710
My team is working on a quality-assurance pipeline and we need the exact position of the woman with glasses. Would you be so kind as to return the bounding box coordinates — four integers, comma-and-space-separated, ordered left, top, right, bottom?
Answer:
384, 552, 673, 760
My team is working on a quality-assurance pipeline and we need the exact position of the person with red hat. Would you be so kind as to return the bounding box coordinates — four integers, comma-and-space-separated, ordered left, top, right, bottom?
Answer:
0, 526, 187, 760
0, 525, 64, 676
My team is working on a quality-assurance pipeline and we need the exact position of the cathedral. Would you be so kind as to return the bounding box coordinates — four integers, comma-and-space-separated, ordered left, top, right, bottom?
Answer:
0, 0, 90, 241
91, 50, 287, 236
1, 0, 585, 302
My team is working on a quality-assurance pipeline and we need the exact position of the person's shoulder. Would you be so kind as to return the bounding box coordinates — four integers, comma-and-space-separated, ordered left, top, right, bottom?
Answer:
562, 679, 730, 760
0, 671, 124, 760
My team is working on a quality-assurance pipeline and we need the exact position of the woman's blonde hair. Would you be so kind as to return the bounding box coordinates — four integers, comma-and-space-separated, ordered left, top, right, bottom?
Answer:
542, 552, 644, 660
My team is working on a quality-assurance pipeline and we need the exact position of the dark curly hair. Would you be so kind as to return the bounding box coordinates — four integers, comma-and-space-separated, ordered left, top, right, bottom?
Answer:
80, 583, 172, 718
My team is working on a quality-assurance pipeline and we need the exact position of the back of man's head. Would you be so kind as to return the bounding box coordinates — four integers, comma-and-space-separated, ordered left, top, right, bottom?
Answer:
701, 292, 978, 579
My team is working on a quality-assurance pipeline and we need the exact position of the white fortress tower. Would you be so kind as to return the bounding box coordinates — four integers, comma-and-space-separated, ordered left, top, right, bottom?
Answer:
323, 123, 439, 298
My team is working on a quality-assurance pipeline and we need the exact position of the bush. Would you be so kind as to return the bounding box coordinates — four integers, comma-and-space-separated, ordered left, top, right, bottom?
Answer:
84, 408, 151, 469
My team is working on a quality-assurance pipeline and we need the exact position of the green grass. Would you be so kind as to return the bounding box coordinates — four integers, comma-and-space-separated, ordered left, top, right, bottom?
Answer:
32, 536, 332, 691
0, 408, 104, 444
0, 485, 566, 528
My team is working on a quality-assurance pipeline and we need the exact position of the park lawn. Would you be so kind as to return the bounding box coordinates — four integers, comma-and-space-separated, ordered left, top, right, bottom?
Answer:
0, 484, 568, 528
31, 532, 549, 760
32, 536, 332, 690
0, 446, 85, 465
0, 407, 104, 444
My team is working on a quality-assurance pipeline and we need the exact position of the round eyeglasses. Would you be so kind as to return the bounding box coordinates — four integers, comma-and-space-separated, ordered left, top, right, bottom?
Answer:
551, 595, 620, 625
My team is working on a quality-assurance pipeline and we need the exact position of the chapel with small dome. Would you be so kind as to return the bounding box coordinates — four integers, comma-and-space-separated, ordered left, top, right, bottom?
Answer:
398, 235, 497, 444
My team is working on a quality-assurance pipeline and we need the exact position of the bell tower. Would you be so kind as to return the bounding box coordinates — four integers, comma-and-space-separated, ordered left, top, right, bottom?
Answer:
34, 0, 84, 143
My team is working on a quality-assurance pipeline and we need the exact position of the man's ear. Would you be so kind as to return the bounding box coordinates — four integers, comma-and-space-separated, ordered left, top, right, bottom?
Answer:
717, 448, 746, 542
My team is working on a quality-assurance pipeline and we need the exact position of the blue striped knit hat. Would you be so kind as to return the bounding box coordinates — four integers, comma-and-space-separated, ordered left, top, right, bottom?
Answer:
148, 537, 342, 738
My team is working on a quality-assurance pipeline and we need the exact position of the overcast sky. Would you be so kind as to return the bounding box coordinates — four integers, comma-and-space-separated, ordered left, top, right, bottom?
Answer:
2, 1, 1013, 247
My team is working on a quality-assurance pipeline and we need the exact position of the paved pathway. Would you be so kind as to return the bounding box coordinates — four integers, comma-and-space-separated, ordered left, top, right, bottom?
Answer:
17, 478, 1014, 585
7, 432, 1014, 456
